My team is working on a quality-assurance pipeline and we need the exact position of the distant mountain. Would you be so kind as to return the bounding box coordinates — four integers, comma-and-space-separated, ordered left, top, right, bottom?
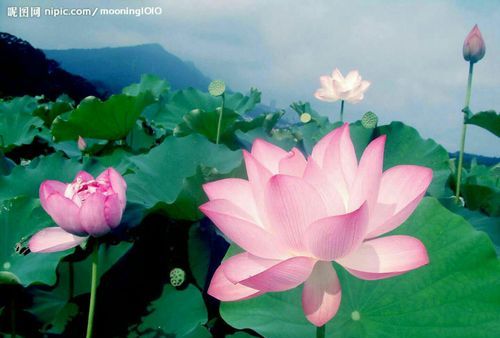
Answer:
0, 32, 101, 101
45, 44, 212, 94
449, 152, 500, 167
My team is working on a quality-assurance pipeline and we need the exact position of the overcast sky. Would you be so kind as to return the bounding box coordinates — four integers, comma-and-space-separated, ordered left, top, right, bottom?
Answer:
1, 0, 499, 156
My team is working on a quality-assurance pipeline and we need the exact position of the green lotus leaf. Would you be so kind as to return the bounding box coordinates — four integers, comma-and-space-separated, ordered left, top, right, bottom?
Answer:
465, 110, 500, 137
51, 92, 155, 141
378, 122, 451, 197
220, 198, 500, 338
130, 284, 208, 337
122, 74, 170, 98
126, 134, 242, 215
146, 87, 261, 130
0, 152, 103, 202
0, 96, 45, 152
0, 197, 71, 286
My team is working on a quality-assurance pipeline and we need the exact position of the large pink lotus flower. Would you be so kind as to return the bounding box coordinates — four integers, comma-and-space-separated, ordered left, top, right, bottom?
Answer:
29, 168, 127, 253
463, 24, 485, 64
315, 69, 370, 104
201, 124, 431, 327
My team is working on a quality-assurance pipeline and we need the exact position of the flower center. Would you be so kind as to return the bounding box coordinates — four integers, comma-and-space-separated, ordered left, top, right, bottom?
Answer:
64, 177, 113, 207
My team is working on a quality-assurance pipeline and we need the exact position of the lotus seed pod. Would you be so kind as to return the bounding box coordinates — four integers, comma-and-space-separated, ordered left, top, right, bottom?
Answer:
170, 268, 186, 287
300, 113, 312, 123
208, 80, 226, 97
361, 111, 378, 129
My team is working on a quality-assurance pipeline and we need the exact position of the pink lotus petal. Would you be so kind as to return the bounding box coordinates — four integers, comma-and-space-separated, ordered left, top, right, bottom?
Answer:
337, 235, 429, 280
208, 264, 264, 301
311, 126, 339, 168
305, 202, 368, 261
74, 170, 94, 182
39, 180, 67, 212
199, 199, 290, 259
222, 253, 316, 292
366, 165, 432, 238
302, 157, 346, 215
331, 68, 344, 81
250, 139, 288, 174
265, 175, 327, 252
319, 75, 334, 92
278, 148, 307, 177
317, 124, 358, 202
44, 193, 86, 236
97, 168, 127, 210
79, 193, 110, 236
314, 88, 339, 102
348, 135, 386, 211
203, 178, 259, 223
104, 194, 123, 228
243, 150, 273, 227
29, 227, 87, 253
302, 261, 342, 327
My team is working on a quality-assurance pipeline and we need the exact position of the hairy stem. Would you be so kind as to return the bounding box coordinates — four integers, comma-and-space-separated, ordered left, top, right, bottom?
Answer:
216, 94, 225, 144
85, 241, 99, 338
455, 62, 474, 203
316, 325, 325, 338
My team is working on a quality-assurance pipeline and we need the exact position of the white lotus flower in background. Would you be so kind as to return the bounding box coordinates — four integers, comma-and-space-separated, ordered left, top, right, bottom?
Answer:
315, 69, 370, 104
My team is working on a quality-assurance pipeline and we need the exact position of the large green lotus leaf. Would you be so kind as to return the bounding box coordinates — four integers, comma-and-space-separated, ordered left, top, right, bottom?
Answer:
0, 197, 71, 286
466, 110, 500, 137
126, 134, 242, 211
174, 108, 240, 143
34, 94, 74, 127
220, 198, 500, 338
51, 92, 155, 141
440, 198, 500, 255
130, 284, 208, 337
461, 184, 500, 216
28, 288, 79, 334
146, 88, 261, 130
0, 152, 103, 202
377, 122, 451, 197
0, 96, 45, 152
122, 74, 170, 98
125, 121, 157, 153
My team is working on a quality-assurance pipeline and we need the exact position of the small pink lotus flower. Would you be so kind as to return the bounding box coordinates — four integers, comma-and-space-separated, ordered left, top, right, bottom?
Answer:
78, 136, 87, 151
29, 168, 127, 253
463, 25, 485, 63
315, 69, 370, 104
201, 124, 431, 327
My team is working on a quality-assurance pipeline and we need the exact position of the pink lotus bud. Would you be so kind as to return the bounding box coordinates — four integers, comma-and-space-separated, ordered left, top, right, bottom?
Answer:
29, 168, 127, 253
77, 136, 87, 151
463, 25, 485, 63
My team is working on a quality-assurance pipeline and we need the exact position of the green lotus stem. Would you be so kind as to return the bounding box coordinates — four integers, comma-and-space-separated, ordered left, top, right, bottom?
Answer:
316, 325, 325, 338
339, 100, 345, 123
216, 94, 225, 144
455, 62, 474, 203
85, 241, 99, 338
